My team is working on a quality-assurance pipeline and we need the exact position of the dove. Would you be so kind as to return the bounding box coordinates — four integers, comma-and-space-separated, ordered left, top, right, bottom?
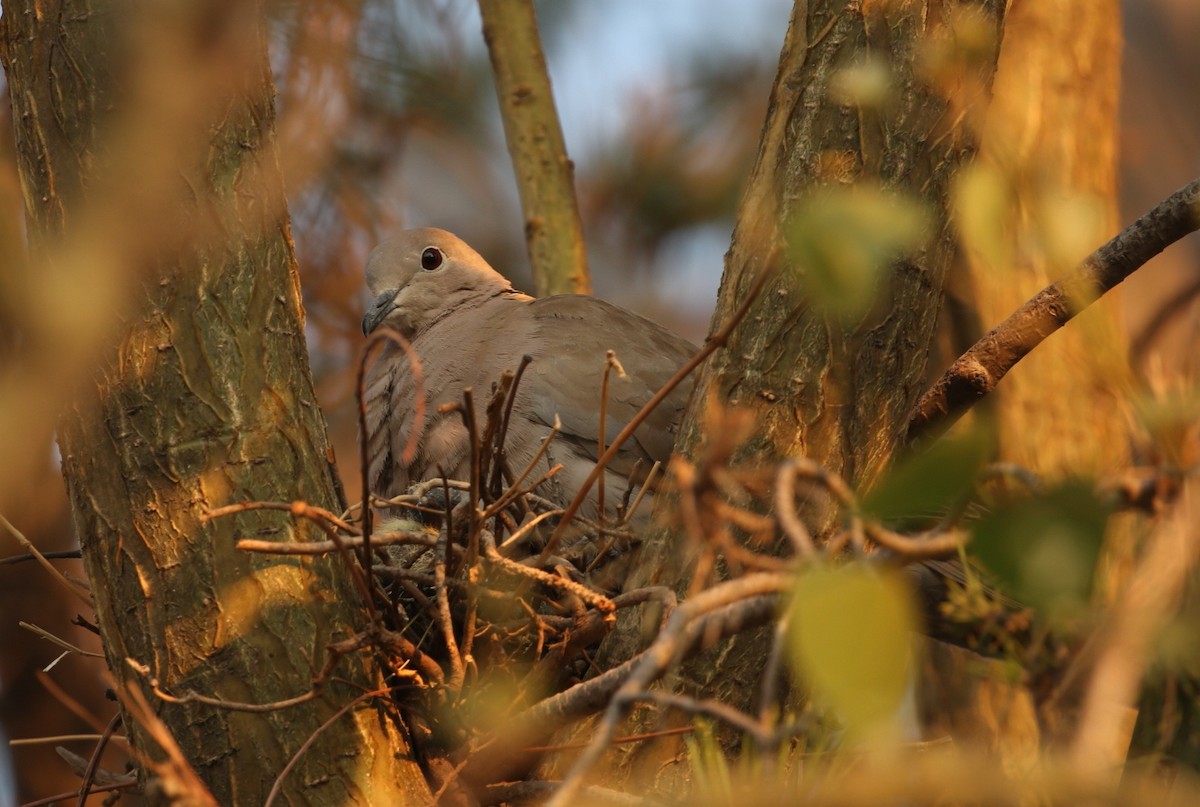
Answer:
361, 228, 697, 530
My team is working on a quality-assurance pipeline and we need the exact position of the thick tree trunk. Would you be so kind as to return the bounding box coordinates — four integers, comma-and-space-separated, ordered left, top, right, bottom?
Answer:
584, 0, 1006, 791
961, 0, 1127, 480
0, 3, 429, 804
921, 0, 1128, 766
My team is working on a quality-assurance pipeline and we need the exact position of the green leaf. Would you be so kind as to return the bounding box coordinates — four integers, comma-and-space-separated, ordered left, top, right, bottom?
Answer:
970, 481, 1109, 626
860, 426, 992, 524
786, 565, 917, 739
786, 185, 931, 321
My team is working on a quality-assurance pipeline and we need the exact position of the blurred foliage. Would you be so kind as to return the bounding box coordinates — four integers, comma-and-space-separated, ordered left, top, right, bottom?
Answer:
971, 481, 1110, 627
787, 565, 918, 740
786, 185, 931, 321
861, 426, 992, 525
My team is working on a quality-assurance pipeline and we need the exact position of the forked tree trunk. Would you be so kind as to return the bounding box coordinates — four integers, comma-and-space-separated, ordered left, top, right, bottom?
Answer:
0, 3, 429, 804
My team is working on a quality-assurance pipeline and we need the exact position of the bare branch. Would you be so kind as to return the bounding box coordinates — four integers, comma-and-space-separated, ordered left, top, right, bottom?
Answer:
477, 0, 591, 296
909, 177, 1200, 442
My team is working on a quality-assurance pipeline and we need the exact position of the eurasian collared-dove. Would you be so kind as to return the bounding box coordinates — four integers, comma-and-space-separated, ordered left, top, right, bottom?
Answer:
361, 228, 697, 525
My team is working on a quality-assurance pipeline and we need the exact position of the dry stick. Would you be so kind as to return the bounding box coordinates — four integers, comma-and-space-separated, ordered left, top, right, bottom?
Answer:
478, 0, 591, 296
0, 511, 92, 605
544, 574, 792, 807
909, 176, 1200, 444
433, 508, 466, 693
75, 711, 122, 807
480, 530, 615, 614
460, 390, 483, 574
1130, 274, 1200, 362
0, 549, 81, 566
522, 725, 694, 754
357, 328, 426, 601
237, 529, 436, 556
36, 671, 109, 734
598, 350, 625, 529
21, 781, 136, 807
490, 354, 534, 499
19, 622, 105, 663
126, 658, 323, 713
496, 509, 565, 553
630, 690, 770, 746
456, 389, 486, 669
540, 252, 778, 561
263, 686, 397, 807
482, 420, 563, 521
9, 733, 128, 747
774, 460, 818, 556
116, 682, 218, 807
202, 500, 360, 534
463, 592, 775, 787
861, 522, 966, 560
289, 501, 378, 621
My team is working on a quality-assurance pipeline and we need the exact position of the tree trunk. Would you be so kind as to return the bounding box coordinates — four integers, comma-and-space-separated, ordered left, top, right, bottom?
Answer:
921, 0, 1129, 767
586, 0, 1006, 790
0, 3, 429, 803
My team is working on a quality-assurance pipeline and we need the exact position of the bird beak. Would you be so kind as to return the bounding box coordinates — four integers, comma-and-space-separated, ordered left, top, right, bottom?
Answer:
362, 288, 400, 336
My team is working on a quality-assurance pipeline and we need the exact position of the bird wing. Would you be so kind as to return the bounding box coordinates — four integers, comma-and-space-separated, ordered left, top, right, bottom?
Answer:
521, 295, 697, 473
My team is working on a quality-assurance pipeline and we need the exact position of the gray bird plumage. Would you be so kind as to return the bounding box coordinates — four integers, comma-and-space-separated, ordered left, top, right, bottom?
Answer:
362, 228, 697, 524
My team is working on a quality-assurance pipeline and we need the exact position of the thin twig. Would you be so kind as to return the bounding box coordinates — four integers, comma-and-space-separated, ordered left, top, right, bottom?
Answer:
775, 460, 818, 556
465, 591, 778, 787
540, 252, 777, 560
861, 522, 966, 560
482, 530, 615, 614
434, 517, 466, 692
490, 354, 534, 498
543, 575, 792, 807
482, 418, 563, 520
263, 686, 397, 807
598, 350, 625, 528
0, 512, 92, 605
127, 657, 322, 713
19, 781, 136, 807
75, 711, 122, 807
236, 528, 436, 555
19, 622, 104, 661
0, 549, 82, 566
8, 733, 128, 747
202, 500, 359, 534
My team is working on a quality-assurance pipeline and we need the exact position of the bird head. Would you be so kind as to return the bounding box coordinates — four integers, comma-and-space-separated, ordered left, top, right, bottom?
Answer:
362, 227, 519, 338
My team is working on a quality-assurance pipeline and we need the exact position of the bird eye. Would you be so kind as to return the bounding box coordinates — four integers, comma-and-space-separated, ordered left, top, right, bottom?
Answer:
420, 247, 444, 271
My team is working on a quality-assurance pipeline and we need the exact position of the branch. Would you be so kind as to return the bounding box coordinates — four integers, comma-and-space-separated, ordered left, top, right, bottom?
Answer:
478, 0, 591, 296
908, 177, 1200, 443
543, 574, 792, 807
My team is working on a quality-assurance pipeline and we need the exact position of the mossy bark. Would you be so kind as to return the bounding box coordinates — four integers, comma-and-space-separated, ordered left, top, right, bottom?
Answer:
0, 2, 430, 803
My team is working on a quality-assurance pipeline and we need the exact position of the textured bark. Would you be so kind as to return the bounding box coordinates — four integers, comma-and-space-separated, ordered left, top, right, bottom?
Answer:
584, 0, 1006, 791
0, 2, 429, 804
633, 0, 1005, 586
676, 0, 1004, 500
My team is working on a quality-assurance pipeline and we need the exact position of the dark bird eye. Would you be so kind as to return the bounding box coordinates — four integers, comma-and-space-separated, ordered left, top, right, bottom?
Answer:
421, 247, 444, 271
